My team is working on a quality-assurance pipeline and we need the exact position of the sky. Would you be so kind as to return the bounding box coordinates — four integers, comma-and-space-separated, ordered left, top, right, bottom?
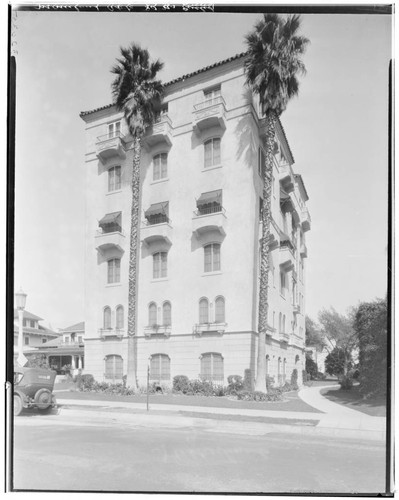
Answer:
11, 6, 392, 330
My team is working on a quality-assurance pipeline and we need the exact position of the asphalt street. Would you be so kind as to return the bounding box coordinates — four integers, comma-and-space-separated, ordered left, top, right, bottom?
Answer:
13, 406, 386, 494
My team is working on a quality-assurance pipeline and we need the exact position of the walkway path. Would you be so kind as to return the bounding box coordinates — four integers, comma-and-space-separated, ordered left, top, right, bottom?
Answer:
298, 384, 386, 438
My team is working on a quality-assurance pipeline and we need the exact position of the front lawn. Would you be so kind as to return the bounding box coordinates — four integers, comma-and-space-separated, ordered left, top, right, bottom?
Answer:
320, 385, 386, 417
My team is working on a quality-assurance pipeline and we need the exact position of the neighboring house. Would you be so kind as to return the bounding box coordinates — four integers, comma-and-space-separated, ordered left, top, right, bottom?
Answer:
31, 322, 85, 376
80, 52, 311, 386
306, 345, 330, 373
13, 310, 60, 358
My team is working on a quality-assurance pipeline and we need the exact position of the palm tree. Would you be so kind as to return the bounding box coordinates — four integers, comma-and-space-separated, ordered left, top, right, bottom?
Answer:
245, 14, 309, 393
111, 43, 164, 390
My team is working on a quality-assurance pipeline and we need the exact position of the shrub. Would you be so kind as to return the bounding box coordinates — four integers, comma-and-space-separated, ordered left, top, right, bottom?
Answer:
266, 375, 275, 390
237, 390, 282, 402
80, 374, 95, 390
244, 369, 254, 391
316, 371, 326, 380
227, 375, 244, 393
339, 375, 353, 390
305, 355, 318, 380
281, 381, 298, 392
173, 375, 191, 394
290, 369, 298, 387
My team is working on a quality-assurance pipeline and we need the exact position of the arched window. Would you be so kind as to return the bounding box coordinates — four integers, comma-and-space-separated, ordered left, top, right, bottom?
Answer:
200, 353, 224, 382
283, 358, 287, 383
295, 354, 300, 364
215, 296, 225, 323
266, 355, 270, 375
148, 302, 157, 326
150, 354, 170, 381
103, 306, 111, 330
153, 252, 167, 279
105, 355, 123, 379
204, 138, 221, 168
204, 243, 220, 272
278, 357, 282, 385
108, 165, 121, 192
278, 313, 282, 334
199, 298, 209, 324
116, 305, 124, 330
163, 301, 171, 326
153, 153, 168, 181
107, 258, 121, 284
282, 315, 286, 334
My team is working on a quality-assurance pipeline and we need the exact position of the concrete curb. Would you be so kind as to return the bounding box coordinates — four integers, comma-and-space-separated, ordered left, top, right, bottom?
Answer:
56, 398, 386, 442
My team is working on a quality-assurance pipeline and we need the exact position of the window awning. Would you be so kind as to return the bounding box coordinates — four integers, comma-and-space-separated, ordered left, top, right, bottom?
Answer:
99, 212, 121, 226
145, 202, 169, 217
280, 189, 290, 201
196, 190, 222, 207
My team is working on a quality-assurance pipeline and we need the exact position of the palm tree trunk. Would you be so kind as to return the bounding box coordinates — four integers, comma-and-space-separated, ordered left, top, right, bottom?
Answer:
254, 111, 277, 393
126, 137, 141, 390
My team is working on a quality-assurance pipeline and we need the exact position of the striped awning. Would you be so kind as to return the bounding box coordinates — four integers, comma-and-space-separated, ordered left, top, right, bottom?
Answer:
196, 190, 222, 207
145, 202, 169, 217
99, 212, 121, 226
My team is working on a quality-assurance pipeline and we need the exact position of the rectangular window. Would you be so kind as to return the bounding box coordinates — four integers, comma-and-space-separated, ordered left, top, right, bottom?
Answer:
42, 338, 47, 344
105, 355, 123, 379
153, 153, 168, 181
201, 353, 224, 382
78, 336, 83, 343
204, 138, 221, 168
107, 259, 121, 284
24, 336, 29, 346
280, 271, 286, 296
30, 320, 35, 328
150, 354, 170, 381
204, 86, 221, 102
108, 166, 121, 192
204, 243, 220, 273
108, 121, 121, 138
153, 252, 167, 279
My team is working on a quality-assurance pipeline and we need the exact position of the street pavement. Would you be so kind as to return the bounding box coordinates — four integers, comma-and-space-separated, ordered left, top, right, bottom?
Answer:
12, 383, 389, 493
13, 406, 386, 493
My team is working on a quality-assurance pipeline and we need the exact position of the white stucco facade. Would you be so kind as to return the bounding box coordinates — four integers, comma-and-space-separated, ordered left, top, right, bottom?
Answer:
80, 53, 311, 388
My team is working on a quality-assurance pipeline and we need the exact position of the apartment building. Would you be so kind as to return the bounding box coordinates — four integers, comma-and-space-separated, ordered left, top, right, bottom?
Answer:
80, 52, 311, 387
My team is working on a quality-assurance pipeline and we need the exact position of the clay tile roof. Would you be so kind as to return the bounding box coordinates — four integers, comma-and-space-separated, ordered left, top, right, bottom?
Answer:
13, 309, 43, 321
79, 52, 248, 118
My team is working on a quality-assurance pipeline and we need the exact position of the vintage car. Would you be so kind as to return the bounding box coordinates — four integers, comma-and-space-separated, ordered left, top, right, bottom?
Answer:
14, 367, 57, 416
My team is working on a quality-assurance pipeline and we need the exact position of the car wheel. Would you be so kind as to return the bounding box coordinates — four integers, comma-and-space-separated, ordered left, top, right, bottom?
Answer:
34, 388, 52, 410
14, 395, 23, 416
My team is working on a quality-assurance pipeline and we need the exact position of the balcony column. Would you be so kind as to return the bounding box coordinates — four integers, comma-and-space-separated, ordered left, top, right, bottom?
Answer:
71, 356, 76, 370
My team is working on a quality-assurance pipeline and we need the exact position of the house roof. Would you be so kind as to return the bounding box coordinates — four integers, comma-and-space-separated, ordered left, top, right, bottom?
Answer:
13, 323, 59, 337
79, 52, 248, 118
13, 309, 43, 321
61, 322, 85, 333
39, 337, 62, 347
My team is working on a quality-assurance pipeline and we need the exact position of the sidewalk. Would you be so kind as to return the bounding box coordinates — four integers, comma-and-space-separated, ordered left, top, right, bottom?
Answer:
55, 384, 386, 442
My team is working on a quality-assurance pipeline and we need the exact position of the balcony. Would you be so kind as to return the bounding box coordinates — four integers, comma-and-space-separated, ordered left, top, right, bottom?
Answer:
290, 333, 303, 348
95, 229, 125, 253
96, 132, 127, 163
141, 220, 173, 247
279, 164, 295, 193
292, 304, 301, 315
279, 331, 290, 343
144, 325, 171, 338
193, 96, 226, 133
259, 218, 279, 250
193, 323, 226, 336
279, 240, 295, 271
144, 114, 173, 147
99, 328, 124, 339
192, 206, 227, 237
301, 208, 311, 232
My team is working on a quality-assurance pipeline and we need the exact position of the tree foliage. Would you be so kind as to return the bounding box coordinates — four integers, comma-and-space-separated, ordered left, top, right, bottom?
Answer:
325, 347, 352, 377
305, 315, 326, 350
354, 297, 388, 397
